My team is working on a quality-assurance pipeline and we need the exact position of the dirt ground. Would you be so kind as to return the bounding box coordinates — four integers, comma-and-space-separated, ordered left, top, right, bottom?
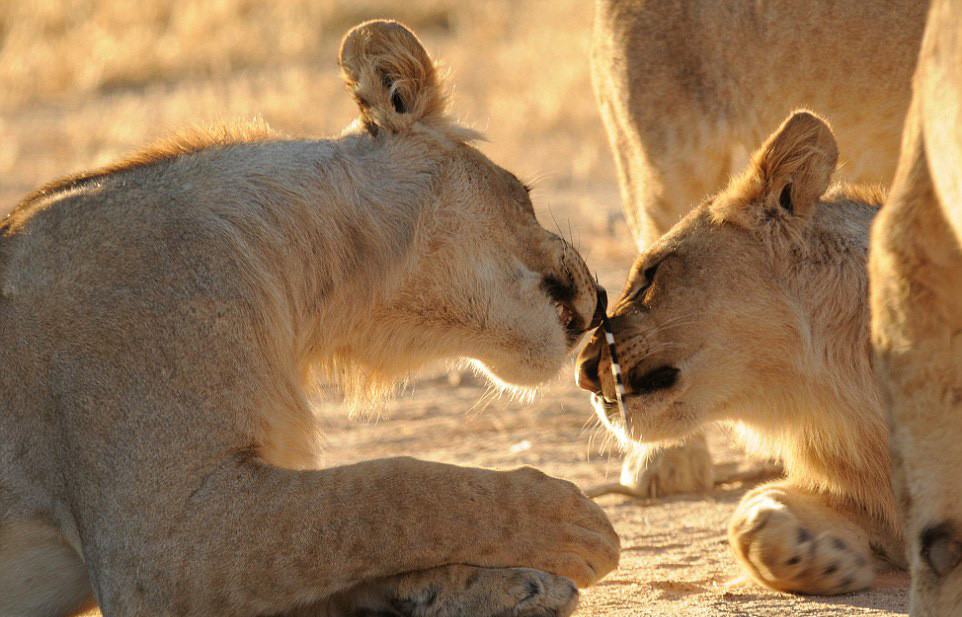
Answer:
1, 1, 908, 614
312, 374, 910, 617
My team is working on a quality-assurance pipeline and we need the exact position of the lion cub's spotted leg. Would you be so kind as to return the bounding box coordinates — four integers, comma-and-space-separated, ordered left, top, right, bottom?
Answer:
315, 565, 578, 617
620, 431, 714, 498
729, 482, 874, 595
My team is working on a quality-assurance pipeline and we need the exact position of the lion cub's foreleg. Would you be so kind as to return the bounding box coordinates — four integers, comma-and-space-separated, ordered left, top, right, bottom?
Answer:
309, 565, 578, 617
729, 483, 875, 595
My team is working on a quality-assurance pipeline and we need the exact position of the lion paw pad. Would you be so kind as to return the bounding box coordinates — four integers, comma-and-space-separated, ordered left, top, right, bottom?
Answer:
733, 506, 873, 595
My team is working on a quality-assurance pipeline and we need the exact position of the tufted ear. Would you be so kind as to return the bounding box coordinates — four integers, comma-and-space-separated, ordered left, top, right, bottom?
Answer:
752, 110, 839, 218
339, 20, 446, 135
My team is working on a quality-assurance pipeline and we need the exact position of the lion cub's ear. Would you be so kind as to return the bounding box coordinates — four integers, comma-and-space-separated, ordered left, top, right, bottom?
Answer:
753, 110, 839, 218
339, 20, 446, 135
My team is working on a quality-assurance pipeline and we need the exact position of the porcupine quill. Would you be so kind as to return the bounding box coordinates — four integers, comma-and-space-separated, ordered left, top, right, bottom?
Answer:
599, 313, 631, 435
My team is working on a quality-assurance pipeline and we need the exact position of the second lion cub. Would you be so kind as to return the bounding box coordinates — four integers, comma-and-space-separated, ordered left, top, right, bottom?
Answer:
577, 111, 901, 595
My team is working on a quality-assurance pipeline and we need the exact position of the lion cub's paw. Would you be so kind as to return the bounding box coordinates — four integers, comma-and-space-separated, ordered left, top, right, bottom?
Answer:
620, 436, 713, 498
390, 565, 578, 617
729, 500, 873, 595
498, 568, 579, 617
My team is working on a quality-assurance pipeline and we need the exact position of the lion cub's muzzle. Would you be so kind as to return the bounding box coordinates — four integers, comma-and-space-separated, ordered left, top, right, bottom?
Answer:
576, 333, 609, 396
576, 328, 679, 400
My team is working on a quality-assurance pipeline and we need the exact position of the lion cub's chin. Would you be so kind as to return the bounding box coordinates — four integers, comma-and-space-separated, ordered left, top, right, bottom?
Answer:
470, 329, 574, 390
590, 385, 698, 448
472, 349, 563, 392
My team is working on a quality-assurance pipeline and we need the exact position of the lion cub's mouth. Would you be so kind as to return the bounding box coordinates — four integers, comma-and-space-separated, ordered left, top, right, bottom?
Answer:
554, 302, 575, 329
595, 365, 680, 428
543, 276, 608, 346
558, 303, 584, 346
542, 276, 583, 344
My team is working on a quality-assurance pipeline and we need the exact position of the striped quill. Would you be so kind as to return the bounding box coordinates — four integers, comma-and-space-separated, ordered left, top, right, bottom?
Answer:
599, 313, 631, 434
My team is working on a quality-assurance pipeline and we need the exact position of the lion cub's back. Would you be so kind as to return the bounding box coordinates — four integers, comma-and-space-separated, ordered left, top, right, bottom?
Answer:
0, 146, 283, 423
0, 138, 322, 313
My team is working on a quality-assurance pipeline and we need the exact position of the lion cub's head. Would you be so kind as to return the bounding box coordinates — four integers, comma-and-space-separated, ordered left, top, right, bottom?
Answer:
334, 21, 605, 391
576, 111, 880, 445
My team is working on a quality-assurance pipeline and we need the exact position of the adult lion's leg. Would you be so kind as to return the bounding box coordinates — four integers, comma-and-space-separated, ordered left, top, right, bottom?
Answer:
728, 482, 878, 595
603, 433, 781, 500
872, 176, 962, 612
593, 4, 751, 502
595, 67, 732, 498
593, 18, 741, 497
305, 565, 577, 617
591, 2, 737, 250
593, 86, 736, 250
871, 73, 962, 616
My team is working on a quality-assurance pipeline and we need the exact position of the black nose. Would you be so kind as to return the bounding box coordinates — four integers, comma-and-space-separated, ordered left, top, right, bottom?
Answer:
576, 333, 604, 394
589, 284, 608, 329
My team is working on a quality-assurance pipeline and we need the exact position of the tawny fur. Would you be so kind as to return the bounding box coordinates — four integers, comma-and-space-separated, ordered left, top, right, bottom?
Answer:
0, 20, 618, 617
578, 111, 901, 595
591, 0, 928, 496
870, 1, 962, 614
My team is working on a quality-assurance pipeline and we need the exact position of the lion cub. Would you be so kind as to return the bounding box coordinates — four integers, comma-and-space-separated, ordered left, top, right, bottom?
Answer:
0, 19, 617, 617
577, 110, 901, 595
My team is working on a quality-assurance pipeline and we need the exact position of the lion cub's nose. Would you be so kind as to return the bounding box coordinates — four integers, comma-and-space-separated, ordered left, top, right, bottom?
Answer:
576, 334, 605, 394
589, 285, 608, 330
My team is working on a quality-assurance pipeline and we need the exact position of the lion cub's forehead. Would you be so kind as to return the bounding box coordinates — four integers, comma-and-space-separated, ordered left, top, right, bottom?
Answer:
452, 144, 534, 214
622, 205, 733, 291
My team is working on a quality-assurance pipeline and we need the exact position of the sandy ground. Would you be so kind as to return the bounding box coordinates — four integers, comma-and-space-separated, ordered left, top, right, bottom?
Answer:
1, 1, 908, 614
309, 373, 910, 617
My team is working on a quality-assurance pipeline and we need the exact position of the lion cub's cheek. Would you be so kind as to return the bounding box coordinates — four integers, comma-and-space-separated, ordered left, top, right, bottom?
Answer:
476, 334, 568, 389
476, 319, 568, 388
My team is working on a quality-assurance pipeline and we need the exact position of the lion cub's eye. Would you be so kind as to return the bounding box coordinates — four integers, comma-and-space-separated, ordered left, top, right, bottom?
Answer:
629, 263, 659, 303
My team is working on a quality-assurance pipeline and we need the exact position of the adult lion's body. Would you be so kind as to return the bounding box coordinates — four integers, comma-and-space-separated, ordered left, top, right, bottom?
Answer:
578, 111, 899, 595
870, 0, 962, 613
592, 0, 926, 246
0, 21, 618, 617
591, 0, 928, 499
